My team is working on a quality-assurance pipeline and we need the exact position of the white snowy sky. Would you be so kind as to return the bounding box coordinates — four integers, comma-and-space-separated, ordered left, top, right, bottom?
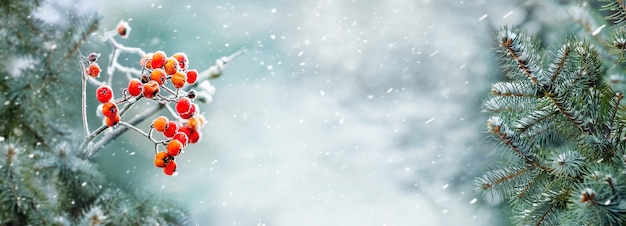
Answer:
37, 0, 575, 225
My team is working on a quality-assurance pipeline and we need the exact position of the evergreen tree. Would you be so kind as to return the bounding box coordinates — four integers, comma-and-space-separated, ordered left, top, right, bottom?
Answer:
476, 1, 626, 225
0, 1, 242, 224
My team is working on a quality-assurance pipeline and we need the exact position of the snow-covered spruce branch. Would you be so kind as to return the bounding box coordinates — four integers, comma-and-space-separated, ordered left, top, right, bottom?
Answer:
478, 16, 626, 224
498, 27, 542, 85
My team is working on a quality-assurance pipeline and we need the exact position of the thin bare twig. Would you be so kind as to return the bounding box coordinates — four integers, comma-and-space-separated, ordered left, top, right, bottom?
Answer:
79, 55, 90, 136
87, 104, 164, 159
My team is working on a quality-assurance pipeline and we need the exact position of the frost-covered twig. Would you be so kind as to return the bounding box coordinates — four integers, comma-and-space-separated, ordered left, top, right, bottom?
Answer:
87, 104, 163, 158
102, 30, 146, 56
198, 48, 247, 79
79, 55, 89, 136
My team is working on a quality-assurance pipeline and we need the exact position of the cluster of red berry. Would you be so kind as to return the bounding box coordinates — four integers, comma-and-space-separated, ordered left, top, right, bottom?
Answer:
83, 21, 209, 176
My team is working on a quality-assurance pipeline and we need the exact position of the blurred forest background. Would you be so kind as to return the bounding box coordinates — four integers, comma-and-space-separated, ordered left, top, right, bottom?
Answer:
32, 0, 580, 225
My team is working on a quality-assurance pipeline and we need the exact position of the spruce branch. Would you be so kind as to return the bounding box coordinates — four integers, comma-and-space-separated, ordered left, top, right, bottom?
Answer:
483, 95, 538, 113
478, 5, 626, 223
607, 92, 623, 139
516, 170, 545, 200
476, 166, 531, 191
548, 44, 571, 85
602, 0, 626, 26
513, 105, 559, 133
515, 189, 569, 226
549, 150, 585, 178
498, 27, 542, 85
487, 117, 533, 162
546, 93, 588, 133
491, 81, 537, 97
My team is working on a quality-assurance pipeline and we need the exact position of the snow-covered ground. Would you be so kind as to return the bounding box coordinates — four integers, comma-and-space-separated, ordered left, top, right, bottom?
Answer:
68, 0, 572, 225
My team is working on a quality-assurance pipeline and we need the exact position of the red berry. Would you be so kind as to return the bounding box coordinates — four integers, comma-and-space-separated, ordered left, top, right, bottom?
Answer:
164, 160, 177, 175
167, 139, 183, 157
86, 63, 101, 78
127, 78, 143, 97
152, 116, 169, 132
143, 80, 160, 98
154, 152, 170, 168
95, 85, 113, 103
178, 126, 200, 144
178, 126, 191, 136
171, 71, 187, 89
175, 97, 192, 114
164, 58, 179, 75
187, 128, 201, 144
179, 103, 196, 119
163, 121, 179, 138
186, 69, 198, 84
172, 52, 189, 71
151, 51, 167, 69
150, 68, 167, 86
105, 114, 120, 127
173, 132, 189, 146
101, 102, 118, 118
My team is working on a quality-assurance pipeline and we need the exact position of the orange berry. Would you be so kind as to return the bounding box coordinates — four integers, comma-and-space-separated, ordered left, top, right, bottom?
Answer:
187, 116, 203, 130
150, 68, 167, 86
151, 51, 167, 69
172, 52, 189, 71
186, 69, 198, 84
197, 114, 206, 125
171, 71, 187, 89
140, 53, 153, 69
105, 114, 120, 127
163, 57, 179, 75
163, 121, 179, 138
154, 152, 170, 168
152, 116, 169, 132
127, 78, 143, 97
167, 139, 183, 157
143, 80, 160, 98
101, 102, 118, 118
86, 63, 101, 78
164, 160, 177, 175
116, 20, 131, 38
